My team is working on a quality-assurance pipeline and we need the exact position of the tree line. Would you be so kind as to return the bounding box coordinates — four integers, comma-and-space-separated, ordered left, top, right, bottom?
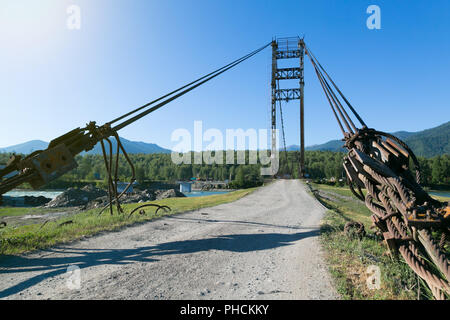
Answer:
0, 151, 448, 189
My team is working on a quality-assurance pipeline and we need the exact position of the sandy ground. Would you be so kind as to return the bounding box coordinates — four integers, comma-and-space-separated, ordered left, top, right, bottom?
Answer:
0, 180, 338, 300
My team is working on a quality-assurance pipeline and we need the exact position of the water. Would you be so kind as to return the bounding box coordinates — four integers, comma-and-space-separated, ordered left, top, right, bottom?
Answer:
3, 189, 230, 199
3, 190, 63, 199
184, 191, 230, 197
429, 191, 450, 198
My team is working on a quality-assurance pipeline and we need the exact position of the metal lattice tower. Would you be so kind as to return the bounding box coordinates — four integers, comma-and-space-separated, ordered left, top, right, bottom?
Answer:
271, 37, 305, 177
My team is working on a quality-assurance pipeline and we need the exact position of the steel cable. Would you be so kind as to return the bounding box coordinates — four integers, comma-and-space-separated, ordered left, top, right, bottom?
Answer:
113, 42, 271, 131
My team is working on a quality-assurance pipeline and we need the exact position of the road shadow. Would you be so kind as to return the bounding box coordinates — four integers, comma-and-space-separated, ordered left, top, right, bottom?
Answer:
165, 215, 320, 230
0, 229, 319, 298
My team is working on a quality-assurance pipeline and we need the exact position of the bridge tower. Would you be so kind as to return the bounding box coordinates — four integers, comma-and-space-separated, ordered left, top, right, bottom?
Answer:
271, 37, 305, 178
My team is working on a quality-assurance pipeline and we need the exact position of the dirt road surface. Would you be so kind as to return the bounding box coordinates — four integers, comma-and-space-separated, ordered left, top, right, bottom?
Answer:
0, 180, 338, 299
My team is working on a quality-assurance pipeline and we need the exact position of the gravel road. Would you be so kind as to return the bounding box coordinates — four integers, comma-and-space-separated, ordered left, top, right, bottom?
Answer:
0, 180, 338, 300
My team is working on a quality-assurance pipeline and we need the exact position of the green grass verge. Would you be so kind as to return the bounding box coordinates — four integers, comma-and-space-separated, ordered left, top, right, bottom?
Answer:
433, 195, 450, 203
0, 206, 75, 218
309, 183, 422, 300
0, 188, 256, 257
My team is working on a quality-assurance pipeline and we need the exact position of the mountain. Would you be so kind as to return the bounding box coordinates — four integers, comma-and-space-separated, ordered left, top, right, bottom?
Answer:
306, 140, 346, 152
2, 122, 448, 158
287, 121, 450, 158
388, 131, 416, 141
85, 137, 171, 155
0, 140, 48, 154
0, 137, 171, 155
287, 140, 346, 152
400, 121, 450, 157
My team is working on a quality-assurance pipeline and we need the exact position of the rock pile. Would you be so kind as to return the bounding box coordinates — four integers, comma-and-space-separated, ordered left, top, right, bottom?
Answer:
46, 185, 107, 208
2, 195, 51, 207
86, 188, 186, 209
45, 185, 186, 209
24, 196, 52, 206
85, 189, 155, 209
154, 189, 186, 200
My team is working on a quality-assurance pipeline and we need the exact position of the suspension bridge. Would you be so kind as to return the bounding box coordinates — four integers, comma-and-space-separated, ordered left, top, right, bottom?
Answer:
0, 36, 449, 300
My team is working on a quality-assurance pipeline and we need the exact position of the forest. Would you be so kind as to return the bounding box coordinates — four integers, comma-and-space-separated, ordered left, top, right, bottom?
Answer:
0, 150, 448, 190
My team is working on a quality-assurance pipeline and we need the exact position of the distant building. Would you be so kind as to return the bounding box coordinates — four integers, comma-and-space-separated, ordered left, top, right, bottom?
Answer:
179, 182, 192, 193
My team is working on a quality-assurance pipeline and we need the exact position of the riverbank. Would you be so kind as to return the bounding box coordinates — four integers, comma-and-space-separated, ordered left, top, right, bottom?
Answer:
191, 188, 234, 192
3, 187, 235, 200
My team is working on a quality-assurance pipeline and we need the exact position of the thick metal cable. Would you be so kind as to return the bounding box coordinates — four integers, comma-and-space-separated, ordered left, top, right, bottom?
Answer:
113, 42, 271, 131
305, 47, 357, 134
108, 43, 271, 126
304, 42, 449, 299
310, 59, 346, 135
349, 148, 450, 299
306, 50, 355, 134
305, 44, 367, 128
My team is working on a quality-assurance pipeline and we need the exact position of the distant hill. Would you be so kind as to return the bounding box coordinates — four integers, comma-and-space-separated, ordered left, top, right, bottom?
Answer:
0, 140, 48, 154
0, 137, 171, 155
85, 137, 171, 155
287, 121, 450, 158
399, 122, 449, 157
2, 121, 448, 158
287, 140, 346, 152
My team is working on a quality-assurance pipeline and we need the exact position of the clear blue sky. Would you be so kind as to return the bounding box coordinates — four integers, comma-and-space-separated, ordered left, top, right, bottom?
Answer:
1, 0, 449, 150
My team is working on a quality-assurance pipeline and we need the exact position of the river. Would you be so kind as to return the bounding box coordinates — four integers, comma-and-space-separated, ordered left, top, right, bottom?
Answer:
183, 190, 230, 197
3, 189, 230, 199
3, 190, 63, 199
429, 191, 450, 198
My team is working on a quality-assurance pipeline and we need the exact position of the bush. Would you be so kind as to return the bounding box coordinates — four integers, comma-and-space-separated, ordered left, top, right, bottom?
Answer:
229, 166, 263, 189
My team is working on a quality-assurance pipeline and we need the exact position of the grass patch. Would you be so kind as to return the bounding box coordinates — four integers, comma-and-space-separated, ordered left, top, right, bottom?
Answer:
0, 188, 256, 257
432, 195, 450, 202
309, 183, 420, 300
0, 207, 63, 218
